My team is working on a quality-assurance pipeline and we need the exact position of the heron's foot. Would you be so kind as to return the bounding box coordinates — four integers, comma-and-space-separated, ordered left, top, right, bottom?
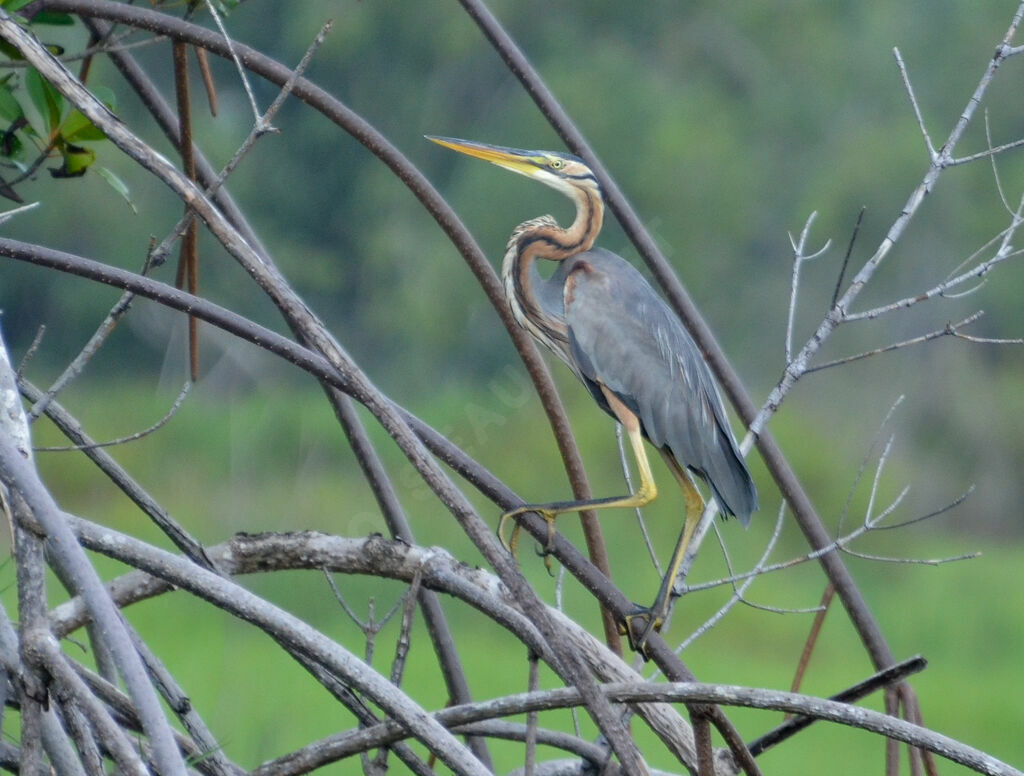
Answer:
619, 606, 664, 659
498, 506, 559, 568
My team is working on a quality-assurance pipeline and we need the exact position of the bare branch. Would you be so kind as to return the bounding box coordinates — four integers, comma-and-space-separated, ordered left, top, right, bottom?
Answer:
0, 201, 41, 225
846, 244, 1022, 321
749, 655, 928, 757
24, 628, 150, 776
785, 211, 831, 364
20, 378, 213, 569
26, 287, 140, 422
44, 526, 492, 775
894, 48, 937, 159
149, 19, 332, 270
983, 110, 1016, 214
201, 0, 262, 124
674, 503, 791, 654
0, 401, 188, 775
261, 677, 1023, 776
830, 206, 865, 310
948, 136, 1024, 166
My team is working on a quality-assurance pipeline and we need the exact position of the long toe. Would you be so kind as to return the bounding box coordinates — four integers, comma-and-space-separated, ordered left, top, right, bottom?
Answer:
622, 609, 663, 658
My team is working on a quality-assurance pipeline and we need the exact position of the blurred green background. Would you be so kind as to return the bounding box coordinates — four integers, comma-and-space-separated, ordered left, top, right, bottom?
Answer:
1, 0, 1022, 773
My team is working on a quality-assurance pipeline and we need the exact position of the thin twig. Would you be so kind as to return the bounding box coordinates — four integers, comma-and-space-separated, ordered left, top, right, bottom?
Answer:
0, 28, 164, 66
785, 211, 830, 363
0, 201, 41, 225
846, 246, 1022, 321
27, 285, 139, 422
830, 206, 865, 310
947, 136, 1024, 167
674, 503, 788, 654
894, 48, 936, 159
149, 19, 333, 272
193, 46, 218, 116
839, 546, 981, 566
837, 395, 904, 537
16, 324, 45, 377
749, 655, 928, 757
390, 573, 422, 687
786, 583, 835, 712
806, 313, 1005, 373
20, 377, 214, 569
202, 0, 262, 124
374, 572, 423, 774
34, 381, 191, 451
864, 434, 896, 527
525, 652, 540, 776
984, 110, 1014, 214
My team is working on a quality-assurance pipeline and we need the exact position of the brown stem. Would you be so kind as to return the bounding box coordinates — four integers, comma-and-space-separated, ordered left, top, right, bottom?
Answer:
172, 39, 199, 380
193, 45, 218, 116
787, 583, 836, 711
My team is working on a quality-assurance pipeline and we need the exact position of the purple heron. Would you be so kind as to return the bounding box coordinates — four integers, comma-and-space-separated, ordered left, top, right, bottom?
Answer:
429, 136, 757, 651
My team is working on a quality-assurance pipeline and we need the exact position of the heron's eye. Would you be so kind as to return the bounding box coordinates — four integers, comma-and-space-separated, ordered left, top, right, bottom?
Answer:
549, 158, 565, 170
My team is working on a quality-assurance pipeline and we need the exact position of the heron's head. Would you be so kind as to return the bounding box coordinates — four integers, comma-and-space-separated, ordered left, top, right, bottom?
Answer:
427, 135, 602, 202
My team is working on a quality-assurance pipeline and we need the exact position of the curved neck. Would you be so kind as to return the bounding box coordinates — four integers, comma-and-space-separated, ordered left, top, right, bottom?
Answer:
501, 186, 604, 356
521, 186, 603, 262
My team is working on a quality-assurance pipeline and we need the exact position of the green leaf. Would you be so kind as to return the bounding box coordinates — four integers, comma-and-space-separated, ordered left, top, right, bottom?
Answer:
0, 40, 24, 61
0, 84, 23, 123
0, 118, 25, 158
50, 142, 95, 178
29, 12, 75, 25
1, 0, 37, 12
96, 166, 137, 213
25, 67, 63, 136
61, 109, 105, 142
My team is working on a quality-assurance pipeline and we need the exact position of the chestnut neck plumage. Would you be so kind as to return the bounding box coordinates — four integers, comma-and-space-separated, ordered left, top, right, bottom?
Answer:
501, 185, 604, 360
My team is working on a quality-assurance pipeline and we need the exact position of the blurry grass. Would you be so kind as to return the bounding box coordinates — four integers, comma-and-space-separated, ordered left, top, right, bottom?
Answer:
4, 378, 1022, 773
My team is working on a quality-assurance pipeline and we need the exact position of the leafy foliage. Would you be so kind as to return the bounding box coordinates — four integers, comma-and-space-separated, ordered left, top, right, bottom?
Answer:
0, 11, 116, 192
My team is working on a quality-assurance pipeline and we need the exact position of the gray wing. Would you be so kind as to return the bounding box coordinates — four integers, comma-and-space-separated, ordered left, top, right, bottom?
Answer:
562, 249, 757, 524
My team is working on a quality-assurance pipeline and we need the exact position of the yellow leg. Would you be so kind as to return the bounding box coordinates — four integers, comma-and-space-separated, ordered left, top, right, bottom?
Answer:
623, 452, 705, 656
498, 387, 657, 560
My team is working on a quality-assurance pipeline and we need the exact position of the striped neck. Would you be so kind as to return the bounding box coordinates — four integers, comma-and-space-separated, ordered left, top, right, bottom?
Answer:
501, 186, 604, 355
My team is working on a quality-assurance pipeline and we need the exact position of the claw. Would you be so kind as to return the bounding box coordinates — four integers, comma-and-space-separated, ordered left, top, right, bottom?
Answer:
497, 508, 518, 555
540, 510, 558, 574
620, 607, 664, 659
498, 506, 559, 571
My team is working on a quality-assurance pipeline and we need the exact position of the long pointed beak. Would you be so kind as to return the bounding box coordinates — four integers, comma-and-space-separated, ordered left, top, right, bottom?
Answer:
426, 135, 543, 178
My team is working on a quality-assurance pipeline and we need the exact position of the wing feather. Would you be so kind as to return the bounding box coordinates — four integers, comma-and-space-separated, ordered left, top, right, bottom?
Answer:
563, 249, 757, 522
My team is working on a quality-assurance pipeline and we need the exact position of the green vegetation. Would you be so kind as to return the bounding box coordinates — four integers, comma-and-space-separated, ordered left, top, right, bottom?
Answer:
1, 1, 1022, 772
3, 381, 1019, 772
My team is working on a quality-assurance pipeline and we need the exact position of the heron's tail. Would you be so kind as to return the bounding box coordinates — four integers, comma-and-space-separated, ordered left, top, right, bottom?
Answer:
704, 442, 757, 527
